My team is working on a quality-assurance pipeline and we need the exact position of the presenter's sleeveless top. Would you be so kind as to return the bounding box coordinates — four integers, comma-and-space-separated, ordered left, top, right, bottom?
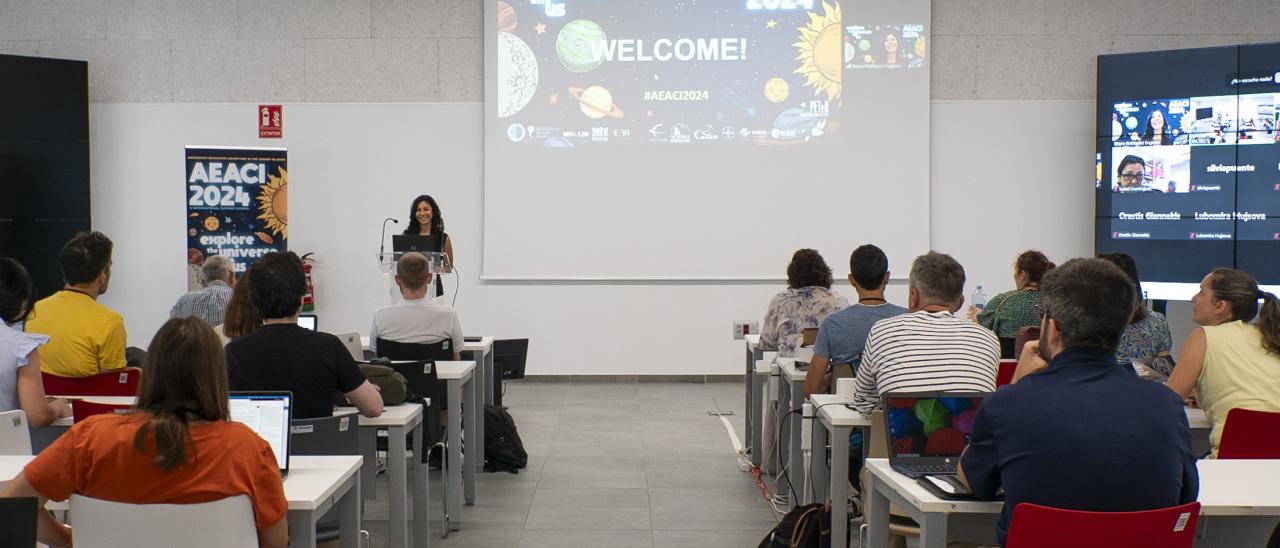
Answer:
1196, 320, 1280, 456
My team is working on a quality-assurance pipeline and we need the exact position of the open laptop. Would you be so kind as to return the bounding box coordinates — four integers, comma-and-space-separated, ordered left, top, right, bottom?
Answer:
392, 234, 435, 253
883, 392, 988, 485
296, 314, 317, 331
229, 391, 293, 476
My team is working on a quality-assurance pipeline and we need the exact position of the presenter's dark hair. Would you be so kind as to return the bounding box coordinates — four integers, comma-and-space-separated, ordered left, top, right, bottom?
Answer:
134, 317, 230, 471
0, 258, 37, 324
1206, 268, 1280, 356
60, 231, 113, 285
1097, 252, 1148, 323
1040, 258, 1134, 352
787, 249, 833, 289
1116, 155, 1145, 178
850, 245, 889, 290
404, 194, 446, 236
1015, 250, 1055, 284
247, 252, 307, 320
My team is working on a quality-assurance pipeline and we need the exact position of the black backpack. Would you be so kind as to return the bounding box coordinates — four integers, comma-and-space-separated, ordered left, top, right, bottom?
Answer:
758, 503, 829, 548
483, 404, 528, 473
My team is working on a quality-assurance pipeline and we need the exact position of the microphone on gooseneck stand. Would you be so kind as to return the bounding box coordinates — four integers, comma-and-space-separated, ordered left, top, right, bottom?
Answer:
379, 217, 399, 257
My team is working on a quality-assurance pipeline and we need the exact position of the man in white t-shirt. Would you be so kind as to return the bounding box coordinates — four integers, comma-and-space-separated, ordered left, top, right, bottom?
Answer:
370, 252, 463, 359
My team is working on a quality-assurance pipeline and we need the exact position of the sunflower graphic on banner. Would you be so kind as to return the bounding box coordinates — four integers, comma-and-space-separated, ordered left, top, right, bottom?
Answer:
184, 146, 288, 290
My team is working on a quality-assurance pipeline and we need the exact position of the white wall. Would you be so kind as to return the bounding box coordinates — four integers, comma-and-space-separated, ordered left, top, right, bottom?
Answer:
91, 99, 1094, 375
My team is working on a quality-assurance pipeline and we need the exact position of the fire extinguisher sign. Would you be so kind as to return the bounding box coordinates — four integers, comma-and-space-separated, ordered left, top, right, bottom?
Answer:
259, 105, 282, 139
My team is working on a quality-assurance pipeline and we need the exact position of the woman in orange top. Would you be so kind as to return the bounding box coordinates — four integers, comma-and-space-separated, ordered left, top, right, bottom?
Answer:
1, 317, 288, 548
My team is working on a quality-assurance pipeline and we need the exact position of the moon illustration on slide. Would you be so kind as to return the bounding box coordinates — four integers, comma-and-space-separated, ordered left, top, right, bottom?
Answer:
498, 31, 539, 118
569, 85, 625, 119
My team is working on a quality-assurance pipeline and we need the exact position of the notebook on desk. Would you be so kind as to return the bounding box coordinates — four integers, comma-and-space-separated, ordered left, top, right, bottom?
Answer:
229, 391, 293, 476
883, 392, 989, 497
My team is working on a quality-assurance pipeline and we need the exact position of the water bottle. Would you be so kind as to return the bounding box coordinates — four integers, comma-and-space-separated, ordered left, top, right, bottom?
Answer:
973, 285, 988, 310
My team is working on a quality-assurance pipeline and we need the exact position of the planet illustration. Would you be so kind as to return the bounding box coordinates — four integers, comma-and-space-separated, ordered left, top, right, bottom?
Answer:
203, 216, 220, 231
498, 31, 539, 118
844, 42, 855, 64
496, 1, 517, 32
187, 248, 204, 265
556, 19, 607, 73
569, 85, 625, 119
1125, 116, 1138, 130
763, 77, 790, 103
770, 107, 824, 141
256, 231, 274, 245
858, 39, 871, 51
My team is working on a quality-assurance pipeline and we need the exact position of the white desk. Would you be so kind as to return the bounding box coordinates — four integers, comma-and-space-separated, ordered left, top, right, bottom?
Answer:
339, 402, 426, 548
461, 337, 495, 476
743, 335, 763, 467
0, 454, 363, 548
810, 394, 872, 546
864, 458, 1280, 548
1187, 407, 1209, 429
436, 360, 478, 535
775, 358, 807, 507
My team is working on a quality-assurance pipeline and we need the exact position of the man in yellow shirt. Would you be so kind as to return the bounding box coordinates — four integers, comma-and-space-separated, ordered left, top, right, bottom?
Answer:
25, 232, 127, 377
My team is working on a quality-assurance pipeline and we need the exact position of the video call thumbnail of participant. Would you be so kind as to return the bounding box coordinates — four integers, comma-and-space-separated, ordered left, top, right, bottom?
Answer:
1111, 95, 1278, 148
844, 23, 927, 70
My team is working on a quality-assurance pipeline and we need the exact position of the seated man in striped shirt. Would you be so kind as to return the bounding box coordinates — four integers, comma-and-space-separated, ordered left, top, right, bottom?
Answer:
852, 251, 1000, 417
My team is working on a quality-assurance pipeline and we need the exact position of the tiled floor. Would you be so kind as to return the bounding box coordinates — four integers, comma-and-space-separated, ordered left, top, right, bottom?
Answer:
361, 381, 778, 548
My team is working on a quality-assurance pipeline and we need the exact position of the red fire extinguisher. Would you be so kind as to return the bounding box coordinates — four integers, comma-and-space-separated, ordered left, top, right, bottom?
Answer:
301, 252, 316, 312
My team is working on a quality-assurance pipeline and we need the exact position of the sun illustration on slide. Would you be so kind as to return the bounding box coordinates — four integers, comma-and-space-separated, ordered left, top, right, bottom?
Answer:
793, 0, 842, 103
257, 167, 288, 239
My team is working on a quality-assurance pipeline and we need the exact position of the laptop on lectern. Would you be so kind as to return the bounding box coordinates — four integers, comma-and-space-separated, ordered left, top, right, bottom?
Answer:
392, 235, 436, 253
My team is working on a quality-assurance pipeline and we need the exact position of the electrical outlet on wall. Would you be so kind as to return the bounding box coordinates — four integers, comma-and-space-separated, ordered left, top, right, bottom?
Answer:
732, 321, 759, 340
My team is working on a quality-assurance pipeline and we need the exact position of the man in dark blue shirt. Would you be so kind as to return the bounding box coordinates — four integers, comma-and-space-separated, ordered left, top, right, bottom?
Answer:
959, 258, 1199, 546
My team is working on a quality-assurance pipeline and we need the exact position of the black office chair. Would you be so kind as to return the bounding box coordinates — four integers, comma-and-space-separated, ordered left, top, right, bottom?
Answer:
376, 338, 449, 450
0, 497, 38, 548
493, 338, 529, 408
289, 414, 365, 546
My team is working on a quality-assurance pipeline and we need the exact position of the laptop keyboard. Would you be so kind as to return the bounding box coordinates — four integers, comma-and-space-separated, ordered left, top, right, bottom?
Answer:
905, 464, 957, 475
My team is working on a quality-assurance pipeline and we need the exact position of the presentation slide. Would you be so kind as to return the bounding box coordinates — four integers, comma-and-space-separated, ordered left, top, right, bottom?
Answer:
1097, 43, 1280, 298
496, 0, 858, 147
484, 0, 932, 279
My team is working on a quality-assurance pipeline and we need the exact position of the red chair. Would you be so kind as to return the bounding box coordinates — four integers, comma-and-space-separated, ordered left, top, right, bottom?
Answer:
1217, 408, 1280, 459
41, 368, 141, 397
71, 400, 134, 423
1006, 501, 1201, 548
996, 360, 1017, 387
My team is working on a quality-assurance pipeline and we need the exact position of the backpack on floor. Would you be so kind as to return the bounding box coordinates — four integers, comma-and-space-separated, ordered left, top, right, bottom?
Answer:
758, 503, 829, 548
483, 404, 528, 473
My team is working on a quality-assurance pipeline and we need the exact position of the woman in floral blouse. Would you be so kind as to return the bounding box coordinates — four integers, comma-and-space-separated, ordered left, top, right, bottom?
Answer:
1099, 253, 1173, 370
760, 249, 848, 357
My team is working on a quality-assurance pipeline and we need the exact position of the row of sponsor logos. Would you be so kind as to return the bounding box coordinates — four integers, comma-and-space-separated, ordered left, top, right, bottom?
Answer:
506, 122, 773, 144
